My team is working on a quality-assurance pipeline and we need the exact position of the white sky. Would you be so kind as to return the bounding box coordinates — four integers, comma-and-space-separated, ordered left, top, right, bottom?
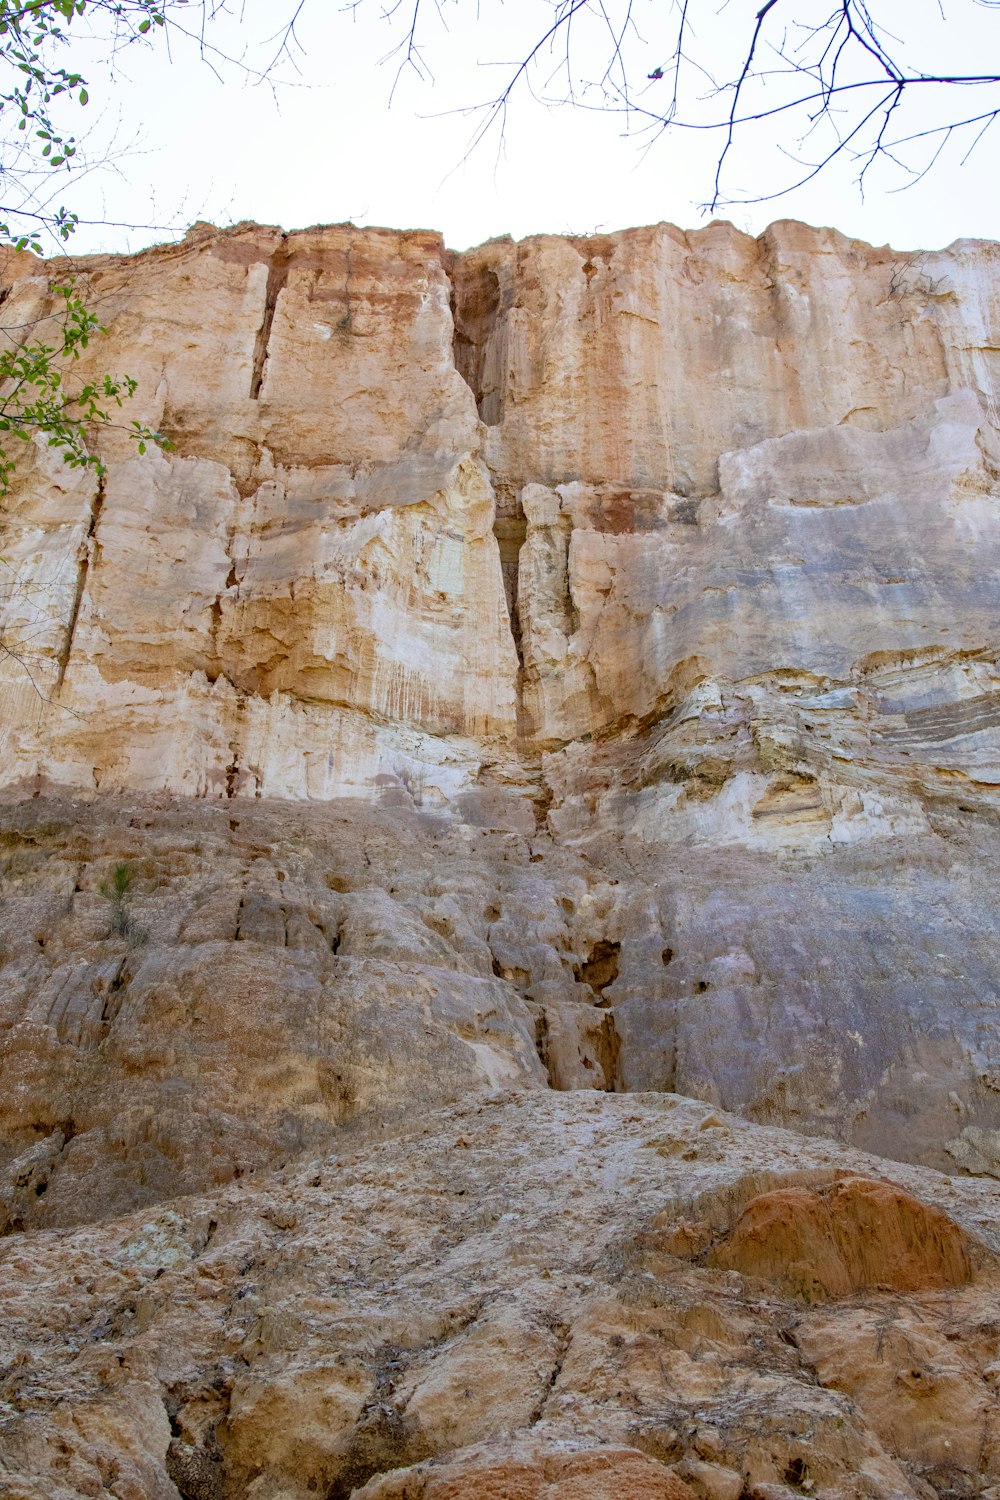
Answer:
48, 0, 1000, 257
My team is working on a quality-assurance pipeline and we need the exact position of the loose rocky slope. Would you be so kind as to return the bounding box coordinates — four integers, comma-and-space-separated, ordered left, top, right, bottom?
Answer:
1, 217, 999, 1497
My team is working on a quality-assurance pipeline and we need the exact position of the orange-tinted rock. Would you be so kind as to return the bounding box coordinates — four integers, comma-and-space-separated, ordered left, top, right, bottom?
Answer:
710, 1175, 972, 1300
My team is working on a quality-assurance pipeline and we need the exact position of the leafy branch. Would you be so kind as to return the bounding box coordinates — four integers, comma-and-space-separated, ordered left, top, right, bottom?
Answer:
0, 276, 171, 495
0, 1, 180, 496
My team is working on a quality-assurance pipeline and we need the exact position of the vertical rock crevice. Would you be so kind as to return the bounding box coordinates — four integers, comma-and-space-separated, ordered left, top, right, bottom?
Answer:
337, 242, 355, 336
249, 235, 290, 401
55, 469, 106, 693
499, 497, 531, 741
447, 247, 529, 735
595, 1011, 621, 1093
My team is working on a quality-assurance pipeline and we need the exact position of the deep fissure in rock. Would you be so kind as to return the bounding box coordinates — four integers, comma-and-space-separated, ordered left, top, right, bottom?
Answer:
55, 469, 106, 693
450, 258, 503, 424
493, 495, 527, 686
249, 237, 290, 400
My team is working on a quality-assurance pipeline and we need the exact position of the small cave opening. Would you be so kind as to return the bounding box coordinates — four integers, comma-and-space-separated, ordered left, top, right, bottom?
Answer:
784, 1458, 811, 1491
574, 940, 621, 997
492, 954, 531, 992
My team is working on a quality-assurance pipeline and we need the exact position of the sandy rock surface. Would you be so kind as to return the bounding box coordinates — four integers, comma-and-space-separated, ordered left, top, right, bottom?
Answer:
6, 1087, 1000, 1500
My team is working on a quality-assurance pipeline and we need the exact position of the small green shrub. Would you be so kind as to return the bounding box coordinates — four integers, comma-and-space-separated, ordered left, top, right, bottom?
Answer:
99, 862, 148, 945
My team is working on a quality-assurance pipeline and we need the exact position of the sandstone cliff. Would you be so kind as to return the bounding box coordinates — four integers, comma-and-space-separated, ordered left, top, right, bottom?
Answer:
3, 220, 998, 809
1, 218, 1000, 1499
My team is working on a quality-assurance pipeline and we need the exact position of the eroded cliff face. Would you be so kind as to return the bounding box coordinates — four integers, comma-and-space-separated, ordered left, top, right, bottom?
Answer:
2, 219, 998, 809
2, 216, 999, 1153
2, 219, 1000, 1499
0, 224, 520, 803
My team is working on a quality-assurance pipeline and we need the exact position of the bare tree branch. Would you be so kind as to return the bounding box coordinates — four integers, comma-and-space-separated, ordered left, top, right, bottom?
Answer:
356, 0, 1000, 209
